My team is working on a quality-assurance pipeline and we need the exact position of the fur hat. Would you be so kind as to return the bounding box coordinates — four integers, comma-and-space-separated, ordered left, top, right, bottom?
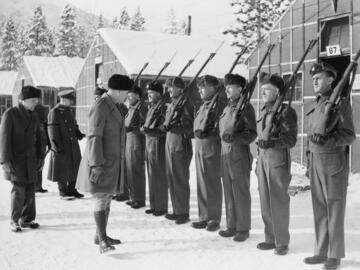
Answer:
128, 85, 143, 97
146, 81, 163, 95
94, 87, 107, 96
310, 62, 337, 79
197, 75, 219, 88
168, 76, 185, 89
260, 72, 285, 95
108, 74, 133, 91
20, 85, 41, 100
224, 73, 246, 88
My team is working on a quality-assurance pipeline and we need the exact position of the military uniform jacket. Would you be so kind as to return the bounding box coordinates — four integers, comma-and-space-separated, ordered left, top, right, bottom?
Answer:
125, 101, 147, 134
306, 93, 355, 154
143, 99, 167, 137
219, 101, 257, 168
47, 104, 84, 183
0, 104, 43, 183
34, 104, 49, 158
76, 94, 126, 194
194, 98, 226, 139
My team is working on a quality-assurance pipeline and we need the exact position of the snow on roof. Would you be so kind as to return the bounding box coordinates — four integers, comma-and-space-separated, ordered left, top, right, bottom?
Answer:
0, 71, 18, 95
23, 56, 84, 88
99, 28, 248, 79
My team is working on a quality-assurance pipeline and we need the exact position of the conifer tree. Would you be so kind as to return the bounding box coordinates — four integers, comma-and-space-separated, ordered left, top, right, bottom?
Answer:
97, 13, 104, 29
130, 8, 145, 31
119, 7, 131, 30
0, 17, 20, 70
162, 8, 178, 34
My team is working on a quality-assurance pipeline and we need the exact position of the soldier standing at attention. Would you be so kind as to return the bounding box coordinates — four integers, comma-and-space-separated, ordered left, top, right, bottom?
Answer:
256, 73, 297, 255
47, 89, 85, 199
142, 81, 168, 216
124, 85, 147, 209
76, 74, 131, 253
0, 86, 43, 232
162, 77, 194, 225
192, 75, 225, 232
218, 74, 257, 241
303, 63, 355, 270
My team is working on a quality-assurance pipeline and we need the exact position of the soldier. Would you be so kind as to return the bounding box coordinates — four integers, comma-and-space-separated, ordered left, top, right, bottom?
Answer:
256, 73, 297, 255
76, 74, 131, 253
124, 85, 147, 209
303, 63, 355, 270
192, 75, 225, 231
34, 103, 50, 193
161, 77, 194, 224
94, 86, 107, 102
218, 74, 257, 241
142, 81, 168, 216
47, 89, 85, 199
0, 86, 43, 232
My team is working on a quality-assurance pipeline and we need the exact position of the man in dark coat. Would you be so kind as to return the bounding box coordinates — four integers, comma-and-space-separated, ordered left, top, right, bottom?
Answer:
124, 85, 147, 209
34, 103, 50, 193
161, 77, 194, 225
192, 75, 226, 232
47, 89, 85, 199
142, 81, 168, 216
0, 86, 43, 232
304, 63, 355, 270
76, 74, 131, 253
256, 73, 298, 255
218, 74, 257, 241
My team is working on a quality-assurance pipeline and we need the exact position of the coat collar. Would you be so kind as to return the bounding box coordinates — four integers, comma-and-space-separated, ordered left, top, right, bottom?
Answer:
103, 94, 124, 124
17, 103, 33, 130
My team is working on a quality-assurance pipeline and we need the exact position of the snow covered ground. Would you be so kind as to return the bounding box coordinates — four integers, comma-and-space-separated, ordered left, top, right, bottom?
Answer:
0, 145, 360, 270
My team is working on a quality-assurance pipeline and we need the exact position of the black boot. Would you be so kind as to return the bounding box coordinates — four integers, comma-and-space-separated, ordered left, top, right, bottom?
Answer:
94, 208, 121, 245
94, 211, 115, 253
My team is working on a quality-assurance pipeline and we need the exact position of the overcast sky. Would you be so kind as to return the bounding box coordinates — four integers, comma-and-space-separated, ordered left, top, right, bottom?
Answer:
67, 0, 235, 39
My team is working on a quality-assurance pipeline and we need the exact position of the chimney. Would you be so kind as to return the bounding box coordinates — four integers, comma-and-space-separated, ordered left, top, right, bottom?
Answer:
187, 16, 192, 36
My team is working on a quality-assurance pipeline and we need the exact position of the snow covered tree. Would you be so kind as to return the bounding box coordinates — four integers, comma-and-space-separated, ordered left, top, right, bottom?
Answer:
130, 8, 145, 31
162, 8, 178, 34
25, 5, 54, 56
0, 17, 20, 70
55, 4, 79, 57
178, 20, 188, 35
112, 16, 119, 28
118, 7, 131, 30
77, 25, 92, 58
97, 13, 104, 29
224, 0, 292, 54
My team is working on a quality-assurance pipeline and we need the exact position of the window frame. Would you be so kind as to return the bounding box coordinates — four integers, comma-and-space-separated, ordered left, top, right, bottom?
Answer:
281, 71, 304, 103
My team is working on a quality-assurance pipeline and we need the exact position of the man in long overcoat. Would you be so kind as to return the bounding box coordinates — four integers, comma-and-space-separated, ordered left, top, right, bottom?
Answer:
192, 75, 226, 232
0, 86, 43, 232
124, 85, 147, 209
47, 89, 85, 199
76, 74, 131, 253
256, 73, 298, 256
304, 63, 355, 270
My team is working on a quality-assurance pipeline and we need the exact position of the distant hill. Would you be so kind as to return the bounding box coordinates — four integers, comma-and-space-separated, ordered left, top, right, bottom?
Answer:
0, 0, 106, 34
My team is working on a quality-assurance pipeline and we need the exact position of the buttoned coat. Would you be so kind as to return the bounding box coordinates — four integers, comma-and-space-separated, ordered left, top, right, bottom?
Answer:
76, 94, 126, 194
0, 104, 42, 183
47, 104, 84, 183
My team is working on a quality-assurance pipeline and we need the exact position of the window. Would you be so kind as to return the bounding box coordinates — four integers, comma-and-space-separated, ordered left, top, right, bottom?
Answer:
320, 16, 350, 52
282, 72, 303, 102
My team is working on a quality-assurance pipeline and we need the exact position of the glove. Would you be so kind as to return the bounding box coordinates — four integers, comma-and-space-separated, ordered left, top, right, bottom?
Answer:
222, 127, 235, 143
125, 126, 134, 132
258, 139, 275, 149
89, 166, 105, 184
310, 133, 328, 146
159, 124, 168, 133
194, 130, 207, 139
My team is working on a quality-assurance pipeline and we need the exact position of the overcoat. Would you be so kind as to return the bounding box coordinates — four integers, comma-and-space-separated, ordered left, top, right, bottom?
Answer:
47, 104, 84, 183
0, 104, 42, 183
76, 94, 126, 194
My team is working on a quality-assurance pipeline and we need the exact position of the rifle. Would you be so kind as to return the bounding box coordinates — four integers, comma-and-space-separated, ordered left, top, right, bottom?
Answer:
128, 52, 176, 128
153, 52, 177, 82
162, 40, 225, 130
221, 43, 276, 141
261, 24, 325, 141
133, 51, 156, 85
178, 49, 201, 77
314, 49, 360, 135
194, 45, 249, 136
